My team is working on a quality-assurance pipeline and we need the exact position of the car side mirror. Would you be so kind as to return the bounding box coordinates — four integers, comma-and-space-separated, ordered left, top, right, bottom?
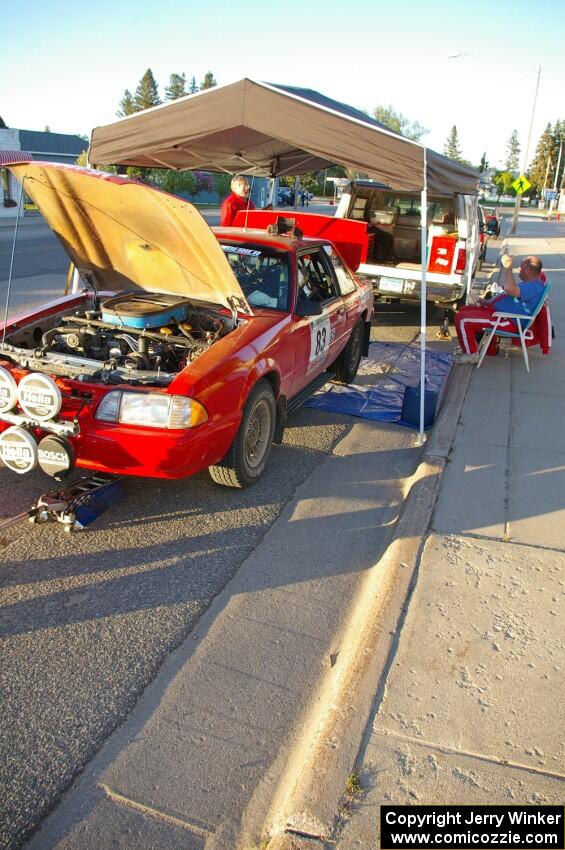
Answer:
295, 299, 323, 317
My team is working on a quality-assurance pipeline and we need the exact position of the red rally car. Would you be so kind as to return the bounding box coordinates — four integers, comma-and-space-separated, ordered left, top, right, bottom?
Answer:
0, 163, 373, 487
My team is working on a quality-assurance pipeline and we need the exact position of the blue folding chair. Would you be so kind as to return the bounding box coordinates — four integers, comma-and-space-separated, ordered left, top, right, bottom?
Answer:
476, 282, 552, 373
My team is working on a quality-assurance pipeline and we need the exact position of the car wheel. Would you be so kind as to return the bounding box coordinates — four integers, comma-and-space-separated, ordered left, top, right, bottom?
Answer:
333, 319, 363, 384
209, 379, 276, 488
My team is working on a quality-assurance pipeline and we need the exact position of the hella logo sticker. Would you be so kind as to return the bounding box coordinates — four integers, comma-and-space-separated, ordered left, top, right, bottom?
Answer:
17, 373, 62, 421
0, 367, 18, 414
0, 427, 38, 474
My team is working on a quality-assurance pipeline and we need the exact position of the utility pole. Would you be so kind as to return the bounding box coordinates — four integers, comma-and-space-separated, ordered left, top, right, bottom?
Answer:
510, 65, 541, 235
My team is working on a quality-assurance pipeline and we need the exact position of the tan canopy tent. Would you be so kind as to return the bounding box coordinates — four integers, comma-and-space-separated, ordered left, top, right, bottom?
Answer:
89, 78, 478, 195
89, 78, 479, 439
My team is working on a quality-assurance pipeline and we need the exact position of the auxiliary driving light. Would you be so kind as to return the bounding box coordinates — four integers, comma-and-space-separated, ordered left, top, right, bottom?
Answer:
17, 373, 62, 421
37, 435, 75, 478
0, 367, 18, 414
0, 426, 38, 474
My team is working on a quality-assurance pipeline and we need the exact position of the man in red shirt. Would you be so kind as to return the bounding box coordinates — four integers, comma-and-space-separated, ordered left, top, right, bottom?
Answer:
220, 176, 256, 226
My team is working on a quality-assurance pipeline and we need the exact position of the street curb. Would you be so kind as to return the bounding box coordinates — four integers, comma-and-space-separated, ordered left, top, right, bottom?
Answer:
261, 363, 474, 849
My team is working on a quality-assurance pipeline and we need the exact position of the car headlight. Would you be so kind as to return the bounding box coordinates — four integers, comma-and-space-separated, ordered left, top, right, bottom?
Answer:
95, 391, 208, 429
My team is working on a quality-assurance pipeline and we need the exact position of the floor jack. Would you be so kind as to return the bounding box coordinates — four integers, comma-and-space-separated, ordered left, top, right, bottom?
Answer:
0, 474, 123, 533
436, 309, 452, 340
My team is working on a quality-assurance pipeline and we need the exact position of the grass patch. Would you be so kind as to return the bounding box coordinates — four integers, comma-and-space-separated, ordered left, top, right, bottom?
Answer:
345, 771, 362, 798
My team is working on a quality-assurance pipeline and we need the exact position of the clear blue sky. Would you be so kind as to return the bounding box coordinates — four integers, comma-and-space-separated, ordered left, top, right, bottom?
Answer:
4, 0, 564, 169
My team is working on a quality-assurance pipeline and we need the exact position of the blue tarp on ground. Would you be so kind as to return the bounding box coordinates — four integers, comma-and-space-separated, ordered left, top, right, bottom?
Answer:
304, 342, 453, 428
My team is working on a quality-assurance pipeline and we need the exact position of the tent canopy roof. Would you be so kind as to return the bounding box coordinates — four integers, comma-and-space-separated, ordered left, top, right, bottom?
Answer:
89, 79, 478, 196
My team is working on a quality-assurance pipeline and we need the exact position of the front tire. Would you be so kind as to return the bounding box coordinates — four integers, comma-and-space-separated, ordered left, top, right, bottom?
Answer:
334, 319, 363, 384
209, 380, 276, 488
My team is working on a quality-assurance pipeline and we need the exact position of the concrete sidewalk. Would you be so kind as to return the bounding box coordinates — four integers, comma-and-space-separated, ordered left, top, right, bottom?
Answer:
331, 229, 565, 848
17, 221, 564, 850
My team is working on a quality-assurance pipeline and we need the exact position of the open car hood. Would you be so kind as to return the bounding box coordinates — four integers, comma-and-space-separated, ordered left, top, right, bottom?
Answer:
8, 162, 251, 314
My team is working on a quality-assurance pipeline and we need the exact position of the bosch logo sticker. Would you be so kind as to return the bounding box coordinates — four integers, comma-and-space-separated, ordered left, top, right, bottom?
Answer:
0, 426, 38, 474
37, 436, 74, 477
0, 367, 18, 414
17, 373, 62, 421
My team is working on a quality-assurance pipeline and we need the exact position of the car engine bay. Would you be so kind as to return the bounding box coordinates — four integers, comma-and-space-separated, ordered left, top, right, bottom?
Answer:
0, 292, 237, 386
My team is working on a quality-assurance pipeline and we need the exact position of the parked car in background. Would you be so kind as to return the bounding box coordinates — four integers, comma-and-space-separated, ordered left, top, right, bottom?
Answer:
482, 205, 501, 236
0, 162, 373, 488
278, 186, 295, 206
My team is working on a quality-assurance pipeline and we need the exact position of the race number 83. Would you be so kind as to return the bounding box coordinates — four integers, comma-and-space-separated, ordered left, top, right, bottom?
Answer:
309, 314, 331, 368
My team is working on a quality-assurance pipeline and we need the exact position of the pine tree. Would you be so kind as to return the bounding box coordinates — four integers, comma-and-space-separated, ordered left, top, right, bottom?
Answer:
528, 123, 557, 193
134, 69, 161, 111
200, 72, 217, 90
505, 130, 520, 172
189, 76, 198, 94
443, 126, 463, 161
553, 120, 565, 190
165, 73, 187, 100
479, 152, 489, 173
117, 89, 136, 117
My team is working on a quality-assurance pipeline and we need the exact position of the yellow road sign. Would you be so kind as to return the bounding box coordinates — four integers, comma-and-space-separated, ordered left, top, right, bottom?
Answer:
512, 174, 532, 194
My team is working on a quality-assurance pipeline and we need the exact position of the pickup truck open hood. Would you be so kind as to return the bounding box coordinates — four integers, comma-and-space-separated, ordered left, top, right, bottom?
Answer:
8, 162, 251, 314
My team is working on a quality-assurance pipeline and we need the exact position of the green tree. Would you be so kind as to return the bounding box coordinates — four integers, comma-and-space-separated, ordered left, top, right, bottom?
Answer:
134, 69, 161, 111
492, 170, 515, 199
212, 172, 232, 199
157, 170, 200, 200
44, 125, 51, 133
200, 72, 217, 90
555, 120, 565, 190
183, 172, 198, 199
479, 152, 489, 174
443, 125, 463, 161
528, 122, 557, 193
126, 166, 147, 182
0, 116, 6, 129
165, 73, 187, 100
117, 89, 136, 117
505, 130, 520, 172
160, 170, 189, 195
373, 105, 428, 142
189, 76, 198, 94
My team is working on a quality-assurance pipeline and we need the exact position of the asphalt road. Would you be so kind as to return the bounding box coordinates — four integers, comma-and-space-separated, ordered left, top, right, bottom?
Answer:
0, 215, 455, 850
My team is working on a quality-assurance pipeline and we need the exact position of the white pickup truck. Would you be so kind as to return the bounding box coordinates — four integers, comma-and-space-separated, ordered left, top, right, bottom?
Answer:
335, 180, 480, 310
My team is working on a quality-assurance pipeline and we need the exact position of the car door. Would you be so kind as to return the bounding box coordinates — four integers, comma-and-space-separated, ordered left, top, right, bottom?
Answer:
322, 244, 362, 338
289, 248, 346, 396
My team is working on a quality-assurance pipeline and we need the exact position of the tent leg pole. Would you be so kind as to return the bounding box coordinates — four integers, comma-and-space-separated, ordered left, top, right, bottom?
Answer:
419, 153, 428, 445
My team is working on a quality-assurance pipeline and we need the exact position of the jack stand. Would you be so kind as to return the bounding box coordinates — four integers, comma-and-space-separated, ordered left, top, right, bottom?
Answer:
436, 310, 452, 340
0, 474, 123, 533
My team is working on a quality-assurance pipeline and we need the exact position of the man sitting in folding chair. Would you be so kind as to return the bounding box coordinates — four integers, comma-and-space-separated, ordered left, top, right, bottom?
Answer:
454, 254, 547, 366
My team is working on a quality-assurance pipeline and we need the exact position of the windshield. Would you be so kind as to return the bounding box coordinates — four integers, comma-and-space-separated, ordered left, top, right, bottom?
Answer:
220, 242, 291, 311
